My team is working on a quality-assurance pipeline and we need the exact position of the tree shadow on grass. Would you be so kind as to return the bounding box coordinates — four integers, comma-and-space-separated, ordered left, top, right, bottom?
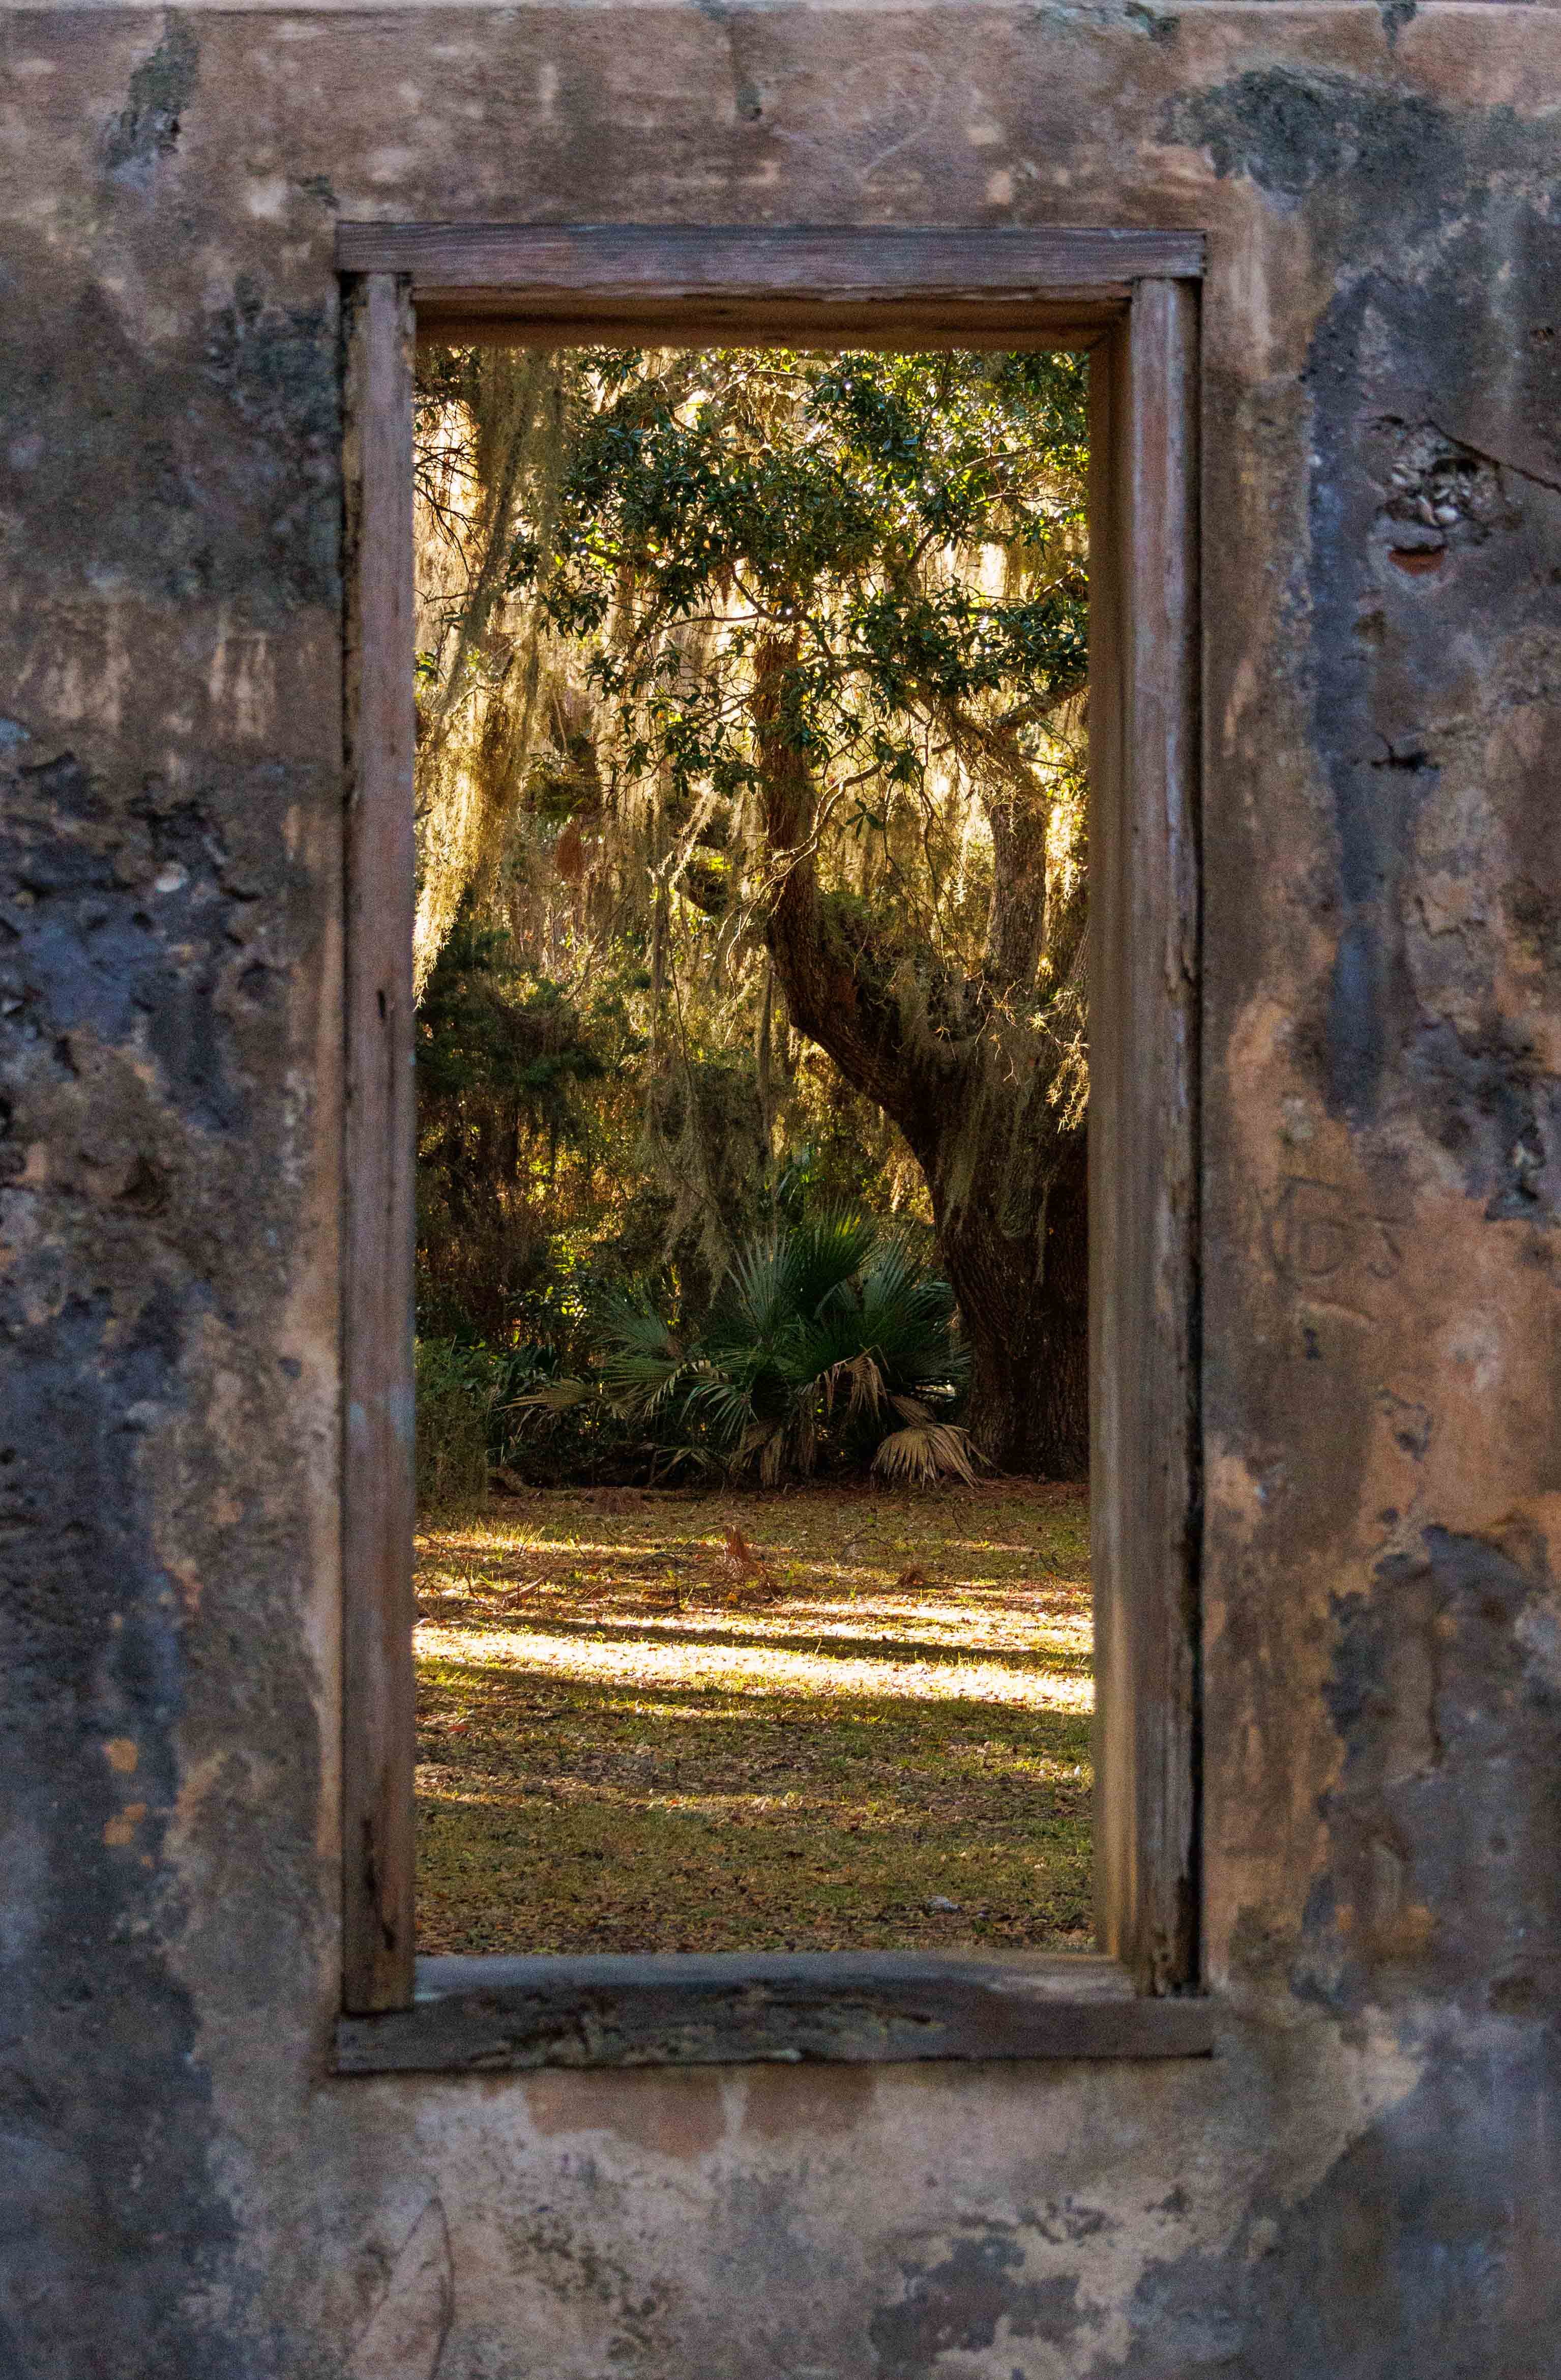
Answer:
416, 1606, 1093, 1676
418, 1649, 1093, 1750
414, 1650, 1094, 1955
415, 1482, 1095, 1954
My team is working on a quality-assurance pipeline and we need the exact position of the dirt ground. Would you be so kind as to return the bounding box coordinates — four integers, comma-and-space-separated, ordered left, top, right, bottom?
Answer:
413, 1477, 1093, 1956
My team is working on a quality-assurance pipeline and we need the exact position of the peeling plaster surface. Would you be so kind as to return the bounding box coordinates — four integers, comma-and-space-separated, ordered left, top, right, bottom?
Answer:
3, 6, 1560, 2374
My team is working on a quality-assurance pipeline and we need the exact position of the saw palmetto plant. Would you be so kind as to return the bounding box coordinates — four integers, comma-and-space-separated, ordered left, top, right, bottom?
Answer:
590, 1208, 975, 1486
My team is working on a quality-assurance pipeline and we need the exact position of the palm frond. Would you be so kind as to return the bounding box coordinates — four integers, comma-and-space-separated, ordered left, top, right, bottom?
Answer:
592, 1299, 697, 1416
509, 1376, 594, 1412
781, 1204, 879, 1315
871, 1418, 980, 1487
683, 1373, 757, 1448
818, 1349, 886, 1420
716, 1235, 797, 1345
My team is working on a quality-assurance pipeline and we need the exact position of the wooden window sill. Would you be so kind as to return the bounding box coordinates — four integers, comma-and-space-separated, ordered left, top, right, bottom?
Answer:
335, 1951, 1215, 2074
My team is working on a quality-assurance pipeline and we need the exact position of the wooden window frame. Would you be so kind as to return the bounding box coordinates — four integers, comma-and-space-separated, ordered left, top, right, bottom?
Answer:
335, 226, 1205, 2072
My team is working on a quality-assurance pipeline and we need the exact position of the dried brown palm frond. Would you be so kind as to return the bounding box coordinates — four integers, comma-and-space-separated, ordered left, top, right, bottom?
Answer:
871, 1415, 980, 1487
819, 1350, 886, 1421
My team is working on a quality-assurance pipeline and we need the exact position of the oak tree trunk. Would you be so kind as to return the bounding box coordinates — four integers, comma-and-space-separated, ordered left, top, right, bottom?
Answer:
931, 1122, 1087, 1478
752, 635, 1089, 1478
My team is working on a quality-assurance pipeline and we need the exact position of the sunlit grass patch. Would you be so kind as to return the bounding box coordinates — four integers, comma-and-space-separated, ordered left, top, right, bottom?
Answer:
414, 1479, 1093, 1955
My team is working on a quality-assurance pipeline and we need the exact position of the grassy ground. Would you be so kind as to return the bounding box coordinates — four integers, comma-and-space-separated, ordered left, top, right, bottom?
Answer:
414, 1478, 1093, 1956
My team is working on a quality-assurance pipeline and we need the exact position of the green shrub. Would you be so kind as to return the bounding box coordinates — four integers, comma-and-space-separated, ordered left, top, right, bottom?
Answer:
414, 1338, 494, 1508
593, 1209, 976, 1486
416, 1332, 658, 1498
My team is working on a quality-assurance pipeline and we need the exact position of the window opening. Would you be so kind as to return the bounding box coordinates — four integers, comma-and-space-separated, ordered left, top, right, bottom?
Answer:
409, 338, 1095, 1965
338, 230, 1202, 2065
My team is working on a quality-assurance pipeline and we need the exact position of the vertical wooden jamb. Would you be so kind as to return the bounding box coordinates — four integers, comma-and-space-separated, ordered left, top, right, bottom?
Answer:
1089, 314, 1130, 1975
341, 272, 418, 2013
1090, 279, 1201, 1992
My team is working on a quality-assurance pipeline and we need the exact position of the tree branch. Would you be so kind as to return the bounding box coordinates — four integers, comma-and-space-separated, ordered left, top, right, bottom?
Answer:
749, 634, 961, 1144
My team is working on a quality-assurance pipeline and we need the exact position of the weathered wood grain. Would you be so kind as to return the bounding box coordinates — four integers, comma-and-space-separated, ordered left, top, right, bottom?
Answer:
413, 304, 1121, 352
335, 224, 1206, 311
336, 1953, 1215, 2073
341, 271, 419, 2015
1089, 279, 1202, 1994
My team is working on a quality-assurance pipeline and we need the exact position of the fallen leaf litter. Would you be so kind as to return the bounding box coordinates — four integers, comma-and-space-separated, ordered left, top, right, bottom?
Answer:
414, 1478, 1093, 1956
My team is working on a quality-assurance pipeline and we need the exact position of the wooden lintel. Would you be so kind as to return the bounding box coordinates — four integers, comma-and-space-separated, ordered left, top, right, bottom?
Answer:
336, 223, 1205, 312
413, 301, 1121, 352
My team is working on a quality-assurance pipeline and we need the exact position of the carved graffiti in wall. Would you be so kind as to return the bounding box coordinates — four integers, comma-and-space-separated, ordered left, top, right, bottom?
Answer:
767, 51, 969, 189
347, 2200, 454, 2380
1267, 1174, 1405, 1324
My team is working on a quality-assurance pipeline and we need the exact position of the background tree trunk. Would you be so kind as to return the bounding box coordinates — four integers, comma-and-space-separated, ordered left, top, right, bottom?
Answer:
928, 1121, 1087, 1477
752, 638, 1088, 1477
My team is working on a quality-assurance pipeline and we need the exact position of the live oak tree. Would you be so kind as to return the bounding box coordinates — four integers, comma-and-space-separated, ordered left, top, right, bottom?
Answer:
510, 347, 1092, 1475
416, 343, 1091, 1475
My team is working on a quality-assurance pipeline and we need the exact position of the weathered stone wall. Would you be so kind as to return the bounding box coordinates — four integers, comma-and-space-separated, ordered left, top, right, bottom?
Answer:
3, 5, 1559, 2373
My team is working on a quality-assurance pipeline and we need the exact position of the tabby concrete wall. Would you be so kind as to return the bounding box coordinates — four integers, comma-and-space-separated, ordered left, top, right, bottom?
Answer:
3, 5, 1559, 2373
